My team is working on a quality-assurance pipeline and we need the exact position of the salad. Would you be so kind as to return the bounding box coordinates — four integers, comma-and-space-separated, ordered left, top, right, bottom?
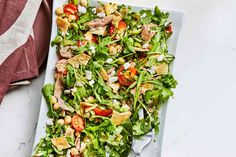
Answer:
33, 0, 177, 157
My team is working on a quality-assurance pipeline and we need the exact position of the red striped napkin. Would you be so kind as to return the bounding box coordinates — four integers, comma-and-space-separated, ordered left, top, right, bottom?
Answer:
0, 0, 52, 104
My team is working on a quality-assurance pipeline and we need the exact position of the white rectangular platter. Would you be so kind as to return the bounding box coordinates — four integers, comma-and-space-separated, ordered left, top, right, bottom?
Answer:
32, 0, 185, 156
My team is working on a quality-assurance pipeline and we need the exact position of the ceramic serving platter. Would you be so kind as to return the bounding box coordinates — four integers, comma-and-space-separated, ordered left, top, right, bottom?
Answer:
32, 0, 185, 156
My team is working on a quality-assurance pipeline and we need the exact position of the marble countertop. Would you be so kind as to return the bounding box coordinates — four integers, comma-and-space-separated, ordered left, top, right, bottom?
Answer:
1, 0, 236, 156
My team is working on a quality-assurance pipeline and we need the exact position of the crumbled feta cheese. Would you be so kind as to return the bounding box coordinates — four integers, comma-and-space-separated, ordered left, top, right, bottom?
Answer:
109, 76, 118, 83
123, 62, 131, 70
89, 80, 95, 86
112, 99, 119, 105
148, 66, 156, 74
141, 13, 146, 18
75, 82, 84, 87
66, 149, 71, 157
64, 89, 71, 94
97, 12, 106, 18
78, 5, 87, 14
142, 43, 149, 49
157, 54, 165, 62
85, 70, 92, 80
137, 25, 142, 28
92, 8, 97, 14
106, 58, 113, 63
89, 46, 96, 53
46, 118, 53, 126
71, 88, 77, 93
109, 70, 115, 76
70, 46, 78, 50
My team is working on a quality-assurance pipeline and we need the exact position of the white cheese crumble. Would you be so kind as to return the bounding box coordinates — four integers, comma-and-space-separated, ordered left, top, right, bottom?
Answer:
75, 82, 84, 87
106, 58, 113, 63
109, 76, 118, 83
89, 46, 96, 53
64, 89, 71, 94
137, 25, 142, 28
109, 70, 115, 76
92, 8, 97, 14
123, 62, 131, 70
66, 149, 71, 157
157, 54, 165, 62
97, 12, 106, 18
148, 66, 156, 74
70, 46, 78, 50
142, 43, 149, 49
89, 79, 95, 86
71, 88, 77, 93
141, 13, 147, 18
85, 70, 92, 80
78, 5, 87, 14
112, 99, 119, 105
46, 118, 53, 126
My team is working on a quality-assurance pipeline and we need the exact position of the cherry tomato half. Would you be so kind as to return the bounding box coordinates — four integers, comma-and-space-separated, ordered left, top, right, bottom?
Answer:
118, 20, 127, 31
117, 65, 137, 86
64, 3, 77, 15
94, 108, 113, 117
165, 23, 173, 33
72, 114, 84, 132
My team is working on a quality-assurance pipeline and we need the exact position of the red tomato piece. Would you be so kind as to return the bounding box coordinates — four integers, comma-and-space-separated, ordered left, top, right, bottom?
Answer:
109, 24, 115, 36
117, 65, 135, 86
92, 35, 98, 44
94, 108, 113, 117
72, 114, 84, 132
118, 20, 127, 31
165, 23, 173, 33
77, 40, 86, 47
64, 3, 77, 15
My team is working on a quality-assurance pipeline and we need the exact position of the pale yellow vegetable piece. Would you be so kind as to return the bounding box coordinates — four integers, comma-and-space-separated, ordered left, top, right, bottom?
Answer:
108, 45, 117, 55
68, 15, 76, 22
80, 102, 98, 114
111, 110, 132, 126
156, 63, 168, 75
131, 83, 154, 95
141, 83, 154, 93
51, 136, 71, 150
84, 31, 93, 42
104, 3, 118, 15
80, 0, 88, 7
70, 147, 79, 155
68, 53, 91, 68
100, 68, 109, 81
90, 26, 107, 36
107, 83, 120, 93
56, 17, 70, 33
111, 14, 122, 27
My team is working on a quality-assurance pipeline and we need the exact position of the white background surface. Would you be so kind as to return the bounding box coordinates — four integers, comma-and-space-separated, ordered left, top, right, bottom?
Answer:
1, 0, 236, 157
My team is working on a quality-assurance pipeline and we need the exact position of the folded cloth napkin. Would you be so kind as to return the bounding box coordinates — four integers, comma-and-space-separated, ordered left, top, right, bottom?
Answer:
0, 0, 52, 104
